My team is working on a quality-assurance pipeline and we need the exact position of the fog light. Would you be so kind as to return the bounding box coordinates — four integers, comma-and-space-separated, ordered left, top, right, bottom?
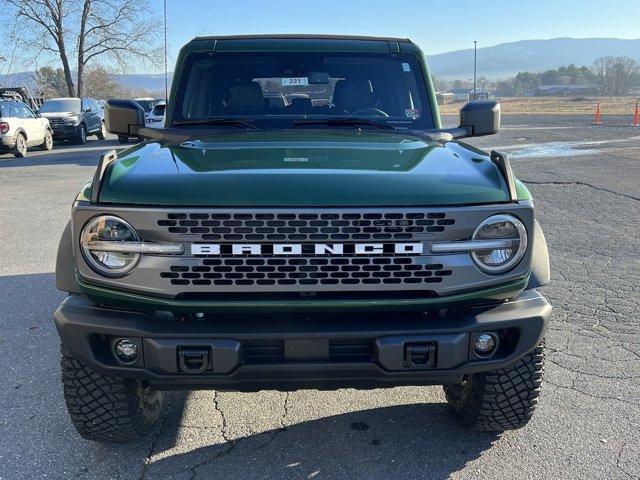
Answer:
473, 333, 497, 357
114, 338, 138, 363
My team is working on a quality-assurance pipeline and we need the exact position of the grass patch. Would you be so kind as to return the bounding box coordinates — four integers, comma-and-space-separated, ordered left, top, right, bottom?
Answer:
438, 96, 639, 115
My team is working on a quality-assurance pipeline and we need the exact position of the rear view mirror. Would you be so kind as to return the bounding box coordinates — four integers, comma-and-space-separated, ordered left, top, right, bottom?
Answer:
459, 101, 500, 137
104, 100, 145, 136
308, 72, 330, 84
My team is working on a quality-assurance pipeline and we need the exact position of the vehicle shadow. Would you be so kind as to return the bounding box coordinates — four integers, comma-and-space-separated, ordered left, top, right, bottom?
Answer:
142, 401, 499, 480
0, 137, 128, 168
0, 272, 498, 479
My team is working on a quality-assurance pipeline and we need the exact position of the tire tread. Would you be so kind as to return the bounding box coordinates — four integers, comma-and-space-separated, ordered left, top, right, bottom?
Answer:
444, 343, 545, 432
60, 346, 163, 443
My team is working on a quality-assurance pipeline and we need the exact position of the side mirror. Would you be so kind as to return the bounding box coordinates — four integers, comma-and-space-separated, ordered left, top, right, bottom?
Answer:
459, 101, 500, 137
104, 99, 145, 136
84, 107, 93, 113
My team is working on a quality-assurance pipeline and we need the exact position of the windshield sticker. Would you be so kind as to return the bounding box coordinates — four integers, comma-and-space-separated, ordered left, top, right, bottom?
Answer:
284, 157, 309, 163
282, 77, 309, 86
402, 62, 411, 72
405, 108, 420, 119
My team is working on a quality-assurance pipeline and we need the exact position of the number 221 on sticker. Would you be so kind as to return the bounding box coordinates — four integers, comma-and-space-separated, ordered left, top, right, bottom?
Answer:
282, 77, 309, 86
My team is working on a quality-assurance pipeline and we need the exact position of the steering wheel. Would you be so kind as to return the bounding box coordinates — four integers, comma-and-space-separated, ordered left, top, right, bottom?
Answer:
350, 107, 389, 117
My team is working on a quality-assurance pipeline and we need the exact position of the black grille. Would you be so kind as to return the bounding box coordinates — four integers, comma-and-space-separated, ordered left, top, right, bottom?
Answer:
242, 339, 372, 364
47, 117, 65, 127
157, 212, 455, 242
161, 256, 452, 287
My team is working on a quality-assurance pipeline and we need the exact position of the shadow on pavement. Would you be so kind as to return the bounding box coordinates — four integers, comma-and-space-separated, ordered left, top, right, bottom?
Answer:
144, 402, 499, 480
0, 272, 498, 479
0, 138, 128, 168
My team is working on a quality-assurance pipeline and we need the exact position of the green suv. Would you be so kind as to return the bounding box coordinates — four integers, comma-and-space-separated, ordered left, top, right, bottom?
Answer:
54, 35, 551, 443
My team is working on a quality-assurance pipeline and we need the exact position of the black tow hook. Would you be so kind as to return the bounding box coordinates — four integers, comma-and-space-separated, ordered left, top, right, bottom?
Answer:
178, 347, 210, 373
404, 343, 437, 368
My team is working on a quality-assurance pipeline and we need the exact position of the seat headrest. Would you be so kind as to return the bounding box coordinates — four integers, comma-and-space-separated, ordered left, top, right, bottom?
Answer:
332, 79, 375, 111
229, 81, 266, 115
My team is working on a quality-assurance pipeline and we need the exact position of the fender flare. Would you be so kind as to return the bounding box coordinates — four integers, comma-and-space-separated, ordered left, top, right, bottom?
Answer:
527, 220, 550, 289
14, 127, 27, 141
56, 221, 81, 293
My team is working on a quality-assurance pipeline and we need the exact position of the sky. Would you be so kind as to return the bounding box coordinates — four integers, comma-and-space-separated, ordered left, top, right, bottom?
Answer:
152, 0, 640, 65
1, 0, 639, 75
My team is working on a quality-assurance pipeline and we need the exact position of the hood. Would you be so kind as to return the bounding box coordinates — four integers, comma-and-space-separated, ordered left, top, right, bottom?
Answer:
97, 131, 510, 206
41, 111, 78, 118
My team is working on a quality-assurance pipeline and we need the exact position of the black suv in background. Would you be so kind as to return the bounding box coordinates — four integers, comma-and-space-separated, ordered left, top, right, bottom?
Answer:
39, 98, 106, 144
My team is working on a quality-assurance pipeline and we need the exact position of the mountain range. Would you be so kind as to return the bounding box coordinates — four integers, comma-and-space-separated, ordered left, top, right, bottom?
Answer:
428, 37, 640, 79
2, 37, 640, 91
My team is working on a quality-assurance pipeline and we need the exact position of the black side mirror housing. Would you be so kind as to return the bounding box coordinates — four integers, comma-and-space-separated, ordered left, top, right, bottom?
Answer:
104, 99, 145, 136
459, 101, 500, 137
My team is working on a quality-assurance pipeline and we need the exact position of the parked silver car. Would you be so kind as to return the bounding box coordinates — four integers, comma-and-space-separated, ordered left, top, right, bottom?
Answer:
0, 99, 53, 157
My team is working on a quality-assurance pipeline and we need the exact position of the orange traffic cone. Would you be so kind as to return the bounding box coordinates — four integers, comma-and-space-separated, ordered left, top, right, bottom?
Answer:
632, 100, 639, 127
593, 102, 602, 125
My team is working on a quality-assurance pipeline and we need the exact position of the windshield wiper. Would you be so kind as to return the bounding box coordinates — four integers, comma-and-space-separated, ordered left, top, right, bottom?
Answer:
293, 118, 395, 130
172, 118, 260, 130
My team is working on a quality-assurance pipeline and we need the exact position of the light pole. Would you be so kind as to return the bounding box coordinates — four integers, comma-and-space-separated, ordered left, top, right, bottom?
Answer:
473, 40, 477, 101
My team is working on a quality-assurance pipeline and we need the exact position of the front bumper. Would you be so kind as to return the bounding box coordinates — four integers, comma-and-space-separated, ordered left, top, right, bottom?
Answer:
51, 124, 81, 139
54, 289, 550, 391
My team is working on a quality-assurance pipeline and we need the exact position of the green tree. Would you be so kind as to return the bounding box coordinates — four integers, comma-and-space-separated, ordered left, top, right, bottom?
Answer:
513, 71, 541, 96
35, 66, 68, 97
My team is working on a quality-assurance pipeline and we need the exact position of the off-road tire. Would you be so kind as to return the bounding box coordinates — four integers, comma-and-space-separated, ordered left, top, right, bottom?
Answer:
444, 342, 545, 432
76, 125, 87, 145
117, 134, 129, 144
60, 346, 164, 443
96, 121, 106, 140
40, 129, 53, 151
12, 133, 27, 157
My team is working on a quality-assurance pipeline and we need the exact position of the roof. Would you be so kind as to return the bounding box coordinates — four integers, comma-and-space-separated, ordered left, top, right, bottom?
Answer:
192, 34, 412, 43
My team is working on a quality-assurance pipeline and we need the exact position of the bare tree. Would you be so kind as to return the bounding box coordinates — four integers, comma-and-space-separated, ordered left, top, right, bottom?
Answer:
76, 0, 161, 96
593, 56, 640, 95
4, 0, 77, 95
2, 0, 160, 96
82, 64, 122, 98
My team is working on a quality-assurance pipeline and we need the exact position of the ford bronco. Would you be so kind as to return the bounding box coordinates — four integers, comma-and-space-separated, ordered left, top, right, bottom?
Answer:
54, 35, 551, 443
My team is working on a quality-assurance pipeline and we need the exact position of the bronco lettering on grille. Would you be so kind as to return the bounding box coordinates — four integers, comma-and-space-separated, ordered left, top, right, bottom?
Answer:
191, 243, 424, 256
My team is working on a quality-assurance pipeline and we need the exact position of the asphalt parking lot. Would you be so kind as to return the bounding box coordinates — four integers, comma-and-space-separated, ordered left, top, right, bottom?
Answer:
0, 116, 639, 479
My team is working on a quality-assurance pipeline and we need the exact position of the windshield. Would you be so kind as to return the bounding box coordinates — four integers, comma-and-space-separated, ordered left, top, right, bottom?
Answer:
173, 51, 434, 129
40, 99, 81, 113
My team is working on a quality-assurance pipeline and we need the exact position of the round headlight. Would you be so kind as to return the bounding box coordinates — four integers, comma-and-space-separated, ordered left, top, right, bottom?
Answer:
80, 215, 140, 276
471, 214, 527, 274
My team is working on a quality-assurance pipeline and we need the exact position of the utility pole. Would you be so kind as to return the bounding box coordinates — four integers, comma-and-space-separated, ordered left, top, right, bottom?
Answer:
473, 40, 477, 101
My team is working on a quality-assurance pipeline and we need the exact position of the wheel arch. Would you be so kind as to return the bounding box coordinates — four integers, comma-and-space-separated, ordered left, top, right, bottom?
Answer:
56, 221, 82, 293
14, 127, 28, 141
527, 220, 550, 289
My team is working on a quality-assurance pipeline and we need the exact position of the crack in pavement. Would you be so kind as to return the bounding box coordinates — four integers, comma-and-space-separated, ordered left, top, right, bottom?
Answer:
616, 443, 636, 480
139, 402, 175, 480
544, 378, 639, 408
186, 391, 292, 480
546, 356, 639, 380
521, 179, 640, 202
